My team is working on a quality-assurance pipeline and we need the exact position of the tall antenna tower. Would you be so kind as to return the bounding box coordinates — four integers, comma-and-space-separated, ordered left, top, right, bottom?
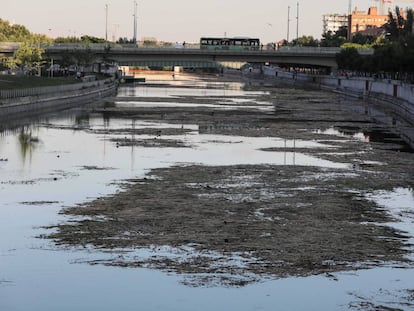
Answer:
348, 0, 352, 15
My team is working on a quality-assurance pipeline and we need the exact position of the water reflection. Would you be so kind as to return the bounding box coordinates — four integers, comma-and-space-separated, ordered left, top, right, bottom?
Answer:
74, 113, 91, 128
315, 126, 413, 151
17, 127, 40, 164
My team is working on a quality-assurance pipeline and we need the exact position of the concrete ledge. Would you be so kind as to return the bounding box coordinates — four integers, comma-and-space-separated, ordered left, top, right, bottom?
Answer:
0, 78, 118, 120
259, 66, 414, 148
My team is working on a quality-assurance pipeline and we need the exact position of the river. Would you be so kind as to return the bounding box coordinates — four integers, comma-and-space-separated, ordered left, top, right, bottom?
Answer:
1, 73, 413, 310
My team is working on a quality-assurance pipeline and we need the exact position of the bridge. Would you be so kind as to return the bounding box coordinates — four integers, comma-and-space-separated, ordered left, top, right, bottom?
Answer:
0, 43, 374, 71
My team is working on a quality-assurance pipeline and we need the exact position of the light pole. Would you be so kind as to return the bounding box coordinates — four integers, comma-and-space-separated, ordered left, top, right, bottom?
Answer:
105, 4, 108, 41
296, 2, 299, 44
347, 0, 352, 40
287, 6, 290, 43
133, 1, 138, 44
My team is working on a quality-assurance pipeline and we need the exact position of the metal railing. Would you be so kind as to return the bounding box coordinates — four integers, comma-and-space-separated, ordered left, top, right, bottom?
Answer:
0, 42, 373, 54
0, 78, 114, 100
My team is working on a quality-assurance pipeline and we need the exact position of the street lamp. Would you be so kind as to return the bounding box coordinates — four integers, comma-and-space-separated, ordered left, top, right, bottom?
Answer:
133, 1, 138, 44
287, 6, 290, 43
105, 4, 108, 41
296, 2, 299, 44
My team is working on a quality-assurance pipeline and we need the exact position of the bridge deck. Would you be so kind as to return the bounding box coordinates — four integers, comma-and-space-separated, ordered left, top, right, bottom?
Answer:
0, 43, 374, 70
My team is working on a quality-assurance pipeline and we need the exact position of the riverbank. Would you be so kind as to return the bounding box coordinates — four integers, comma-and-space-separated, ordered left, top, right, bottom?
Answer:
235, 66, 414, 149
0, 77, 118, 120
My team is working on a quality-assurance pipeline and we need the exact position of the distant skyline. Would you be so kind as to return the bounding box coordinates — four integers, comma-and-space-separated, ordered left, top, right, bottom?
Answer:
1, 0, 411, 43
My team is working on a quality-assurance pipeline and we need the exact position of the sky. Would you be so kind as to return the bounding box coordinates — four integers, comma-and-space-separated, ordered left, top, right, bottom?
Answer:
1, 0, 409, 43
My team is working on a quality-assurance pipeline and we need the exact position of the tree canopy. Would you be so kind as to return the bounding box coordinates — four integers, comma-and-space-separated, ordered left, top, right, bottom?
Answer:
54, 35, 107, 44
0, 18, 105, 73
321, 26, 348, 47
0, 18, 51, 43
336, 7, 414, 82
290, 36, 319, 47
384, 6, 413, 40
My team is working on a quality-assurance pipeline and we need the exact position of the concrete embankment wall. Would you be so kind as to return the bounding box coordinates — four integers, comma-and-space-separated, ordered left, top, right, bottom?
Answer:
262, 66, 414, 122
260, 66, 414, 147
0, 78, 118, 119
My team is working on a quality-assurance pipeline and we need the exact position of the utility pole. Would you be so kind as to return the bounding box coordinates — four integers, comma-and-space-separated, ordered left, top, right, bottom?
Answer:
348, 0, 352, 40
133, 1, 138, 44
287, 6, 290, 43
296, 2, 299, 44
105, 4, 108, 41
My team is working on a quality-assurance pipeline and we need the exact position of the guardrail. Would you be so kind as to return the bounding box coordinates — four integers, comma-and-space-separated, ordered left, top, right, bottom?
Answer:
0, 77, 115, 100
0, 42, 373, 55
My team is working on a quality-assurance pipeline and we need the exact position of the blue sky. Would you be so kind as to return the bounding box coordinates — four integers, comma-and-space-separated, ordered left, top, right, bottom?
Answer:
1, 0, 407, 43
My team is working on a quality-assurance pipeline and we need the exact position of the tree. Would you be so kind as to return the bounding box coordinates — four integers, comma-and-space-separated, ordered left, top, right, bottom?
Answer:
54, 36, 82, 44
291, 36, 319, 47
321, 26, 348, 47
71, 48, 95, 71
13, 43, 45, 74
404, 8, 413, 37
79, 35, 107, 44
117, 37, 136, 44
2, 56, 18, 70
334, 7, 414, 81
0, 18, 50, 43
351, 33, 375, 45
384, 7, 413, 41
336, 48, 365, 71
54, 35, 106, 44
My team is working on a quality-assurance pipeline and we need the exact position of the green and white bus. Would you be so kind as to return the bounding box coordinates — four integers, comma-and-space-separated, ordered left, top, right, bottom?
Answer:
200, 37, 260, 51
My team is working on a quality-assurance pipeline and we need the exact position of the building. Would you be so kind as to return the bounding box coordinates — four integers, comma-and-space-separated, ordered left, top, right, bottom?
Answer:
322, 14, 349, 34
348, 7, 388, 39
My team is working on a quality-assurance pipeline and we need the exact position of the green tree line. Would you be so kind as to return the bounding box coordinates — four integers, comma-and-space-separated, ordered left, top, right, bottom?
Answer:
0, 18, 51, 73
0, 18, 108, 74
0, 18, 50, 43
336, 7, 414, 81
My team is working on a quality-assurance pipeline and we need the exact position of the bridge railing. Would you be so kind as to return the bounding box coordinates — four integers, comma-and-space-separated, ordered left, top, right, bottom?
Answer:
0, 77, 115, 100
1, 42, 373, 55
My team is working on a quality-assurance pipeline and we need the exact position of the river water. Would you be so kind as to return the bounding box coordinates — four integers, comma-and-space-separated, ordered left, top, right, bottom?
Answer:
1, 73, 413, 310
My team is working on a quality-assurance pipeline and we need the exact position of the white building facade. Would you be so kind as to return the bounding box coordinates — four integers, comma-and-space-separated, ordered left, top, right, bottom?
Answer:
322, 14, 349, 33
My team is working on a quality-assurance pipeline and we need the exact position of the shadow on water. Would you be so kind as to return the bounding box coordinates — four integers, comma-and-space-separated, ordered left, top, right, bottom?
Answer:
331, 125, 414, 153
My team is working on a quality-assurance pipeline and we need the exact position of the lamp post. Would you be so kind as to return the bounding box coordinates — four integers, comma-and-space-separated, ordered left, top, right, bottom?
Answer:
105, 4, 108, 41
133, 1, 138, 44
347, 0, 352, 40
287, 6, 290, 43
296, 2, 299, 44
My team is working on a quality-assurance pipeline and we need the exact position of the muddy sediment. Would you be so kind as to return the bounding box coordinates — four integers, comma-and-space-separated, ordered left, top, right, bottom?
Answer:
46, 78, 414, 286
